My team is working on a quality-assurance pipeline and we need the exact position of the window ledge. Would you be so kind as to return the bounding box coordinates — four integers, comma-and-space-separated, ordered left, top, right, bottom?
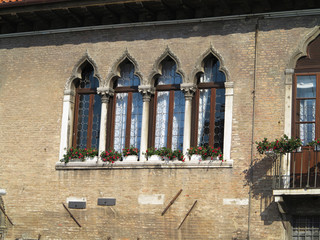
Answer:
55, 160, 233, 170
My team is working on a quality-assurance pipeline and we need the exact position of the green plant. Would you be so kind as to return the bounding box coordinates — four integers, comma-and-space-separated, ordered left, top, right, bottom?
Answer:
308, 138, 320, 146
100, 149, 122, 163
157, 147, 173, 159
187, 146, 223, 160
122, 146, 139, 156
60, 148, 98, 163
256, 135, 302, 155
144, 147, 161, 157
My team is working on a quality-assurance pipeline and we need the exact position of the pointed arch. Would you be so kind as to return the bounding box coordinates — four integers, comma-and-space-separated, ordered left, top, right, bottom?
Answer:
64, 52, 102, 92
192, 46, 229, 84
149, 47, 185, 85
287, 26, 320, 70
106, 50, 142, 88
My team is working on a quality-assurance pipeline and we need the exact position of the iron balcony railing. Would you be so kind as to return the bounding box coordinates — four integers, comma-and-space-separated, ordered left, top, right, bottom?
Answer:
273, 146, 320, 189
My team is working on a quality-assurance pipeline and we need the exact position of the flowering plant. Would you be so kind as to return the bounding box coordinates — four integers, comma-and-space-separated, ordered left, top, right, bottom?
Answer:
256, 135, 302, 155
308, 138, 320, 146
60, 148, 98, 163
100, 149, 122, 163
187, 146, 223, 160
144, 147, 161, 157
122, 146, 139, 157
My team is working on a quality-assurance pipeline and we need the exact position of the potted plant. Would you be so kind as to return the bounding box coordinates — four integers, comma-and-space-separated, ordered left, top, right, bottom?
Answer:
60, 148, 98, 163
187, 146, 223, 162
144, 147, 162, 161
100, 149, 122, 163
308, 138, 320, 151
256, 135, 302, 155
122, 146, 139, 162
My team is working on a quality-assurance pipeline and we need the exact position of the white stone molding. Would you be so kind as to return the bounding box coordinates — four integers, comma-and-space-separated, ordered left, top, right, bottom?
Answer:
149, 46, 185, 84
59, 55, 101, 160
181, 83, 197, 157
138, 85, 155, 161
224, 81, 234, 161
97, 87, 114, 159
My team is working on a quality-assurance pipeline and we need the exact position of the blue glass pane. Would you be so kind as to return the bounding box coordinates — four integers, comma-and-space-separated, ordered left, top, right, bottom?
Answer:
76, 94, 90, 148
214, 89, 225, 149
91, 94, 101, 149
117, 61, 140, 87
158, 59, 182, 85
297, 75, 316, 98
155, 91, 170, 148
198, 89, 211, 146
114, 93, 128, 152
172, 91, 185, 150
130, 93, 143, 149
201, 57, 225, 83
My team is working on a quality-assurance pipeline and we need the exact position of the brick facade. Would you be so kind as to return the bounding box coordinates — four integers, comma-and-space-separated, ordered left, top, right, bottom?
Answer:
0, 14, 319, 239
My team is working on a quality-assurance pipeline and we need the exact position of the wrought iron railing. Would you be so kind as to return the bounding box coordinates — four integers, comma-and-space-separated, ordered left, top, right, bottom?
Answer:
273, 146, 320, 189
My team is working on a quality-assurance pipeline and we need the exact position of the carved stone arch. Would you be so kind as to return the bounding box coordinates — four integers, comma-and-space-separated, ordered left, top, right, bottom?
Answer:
149, 47, 185, 85
64, 52, 102, 93
287, 26, 320, 69
192, 46, 229, 84
106, 50, 142, 88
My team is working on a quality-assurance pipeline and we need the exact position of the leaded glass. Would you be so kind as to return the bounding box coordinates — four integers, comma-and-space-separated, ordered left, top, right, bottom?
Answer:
297, 75, 316, 98
76, 94, 90, 148
172, 91, 185, 150
214, 89, 225, 148
130, 92, 143, 149
114, 93, 128, 152
198, 89, 211, 146
155, 91, 170, 149
201, 57, 225, 83
117, 61, 140, 87
158, 59, 182, 85
91, 94, 101, 149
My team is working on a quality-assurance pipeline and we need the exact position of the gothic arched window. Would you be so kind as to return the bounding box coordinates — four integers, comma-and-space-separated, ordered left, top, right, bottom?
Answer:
191, 54, 225, 149
72, 64, 101, 149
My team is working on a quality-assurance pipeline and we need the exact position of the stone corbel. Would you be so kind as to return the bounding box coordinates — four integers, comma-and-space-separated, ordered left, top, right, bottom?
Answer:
181, 83, 197, 100
138, 85, 155, 102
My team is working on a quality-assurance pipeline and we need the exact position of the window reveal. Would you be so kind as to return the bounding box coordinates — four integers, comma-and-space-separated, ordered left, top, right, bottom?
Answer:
152, 58, 185, 150
192, 55, 225, 149
108, 61, 142, 152
73, 65, 101, 149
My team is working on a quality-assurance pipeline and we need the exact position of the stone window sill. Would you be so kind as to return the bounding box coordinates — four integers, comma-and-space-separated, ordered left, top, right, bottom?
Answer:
55, 160, 233, 170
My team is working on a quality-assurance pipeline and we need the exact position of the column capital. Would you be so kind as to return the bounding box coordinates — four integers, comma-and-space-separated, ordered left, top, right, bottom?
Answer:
181, 83, 196, 101
138, 85, 155, 102
63, 89, 75, 96
97, 87, 114, 103
224, 81, 234, 88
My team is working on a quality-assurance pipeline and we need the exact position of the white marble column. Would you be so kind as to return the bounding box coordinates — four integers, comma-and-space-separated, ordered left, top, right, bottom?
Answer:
224, 82, 234, 161
59, 90, 75, 160
138, 85, 155, 161
97, 87, 114, 162
181, 83, 196, 158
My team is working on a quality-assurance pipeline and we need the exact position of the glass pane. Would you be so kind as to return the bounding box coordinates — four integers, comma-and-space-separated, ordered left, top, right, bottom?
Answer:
155, 91, 170, 149
114, 93, 128, 152
158, 59, 182, 85
296, 123, 315, 145
117, 61, 140, 87
297, 75, 316, 98
201, 57, 225, 83
91, 94, 101, 149
76, 94, 90, 148
214, 89, 225, 149
130, 93, 143, 149
172, 91, 185, 150
198, 89, 211, 146
296, 99, 316, 122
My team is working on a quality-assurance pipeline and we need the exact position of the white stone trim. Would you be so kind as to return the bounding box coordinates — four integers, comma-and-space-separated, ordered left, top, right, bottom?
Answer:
224, 82, 234, 161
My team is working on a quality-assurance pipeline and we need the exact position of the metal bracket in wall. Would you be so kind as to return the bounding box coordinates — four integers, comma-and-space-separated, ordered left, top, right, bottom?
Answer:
62, 203, 82, 228
161, 189, 182, 216
177, 200, 197, 230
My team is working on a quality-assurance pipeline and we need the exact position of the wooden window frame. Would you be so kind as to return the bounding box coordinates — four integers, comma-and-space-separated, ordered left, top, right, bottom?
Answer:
72, 86, 98, 149
148, 84, 181, 149
191, 81, 224, 148
106, 86, 139, 150
292, 72, 320, 144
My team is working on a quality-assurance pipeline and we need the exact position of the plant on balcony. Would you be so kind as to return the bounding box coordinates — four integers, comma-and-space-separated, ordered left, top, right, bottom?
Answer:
100, 149, 122, 163
122, 146, 139, 157
256, 135, 302, 155
187, 146, 223, 160
144, 147, 161, 157
60, 148, 98, 163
